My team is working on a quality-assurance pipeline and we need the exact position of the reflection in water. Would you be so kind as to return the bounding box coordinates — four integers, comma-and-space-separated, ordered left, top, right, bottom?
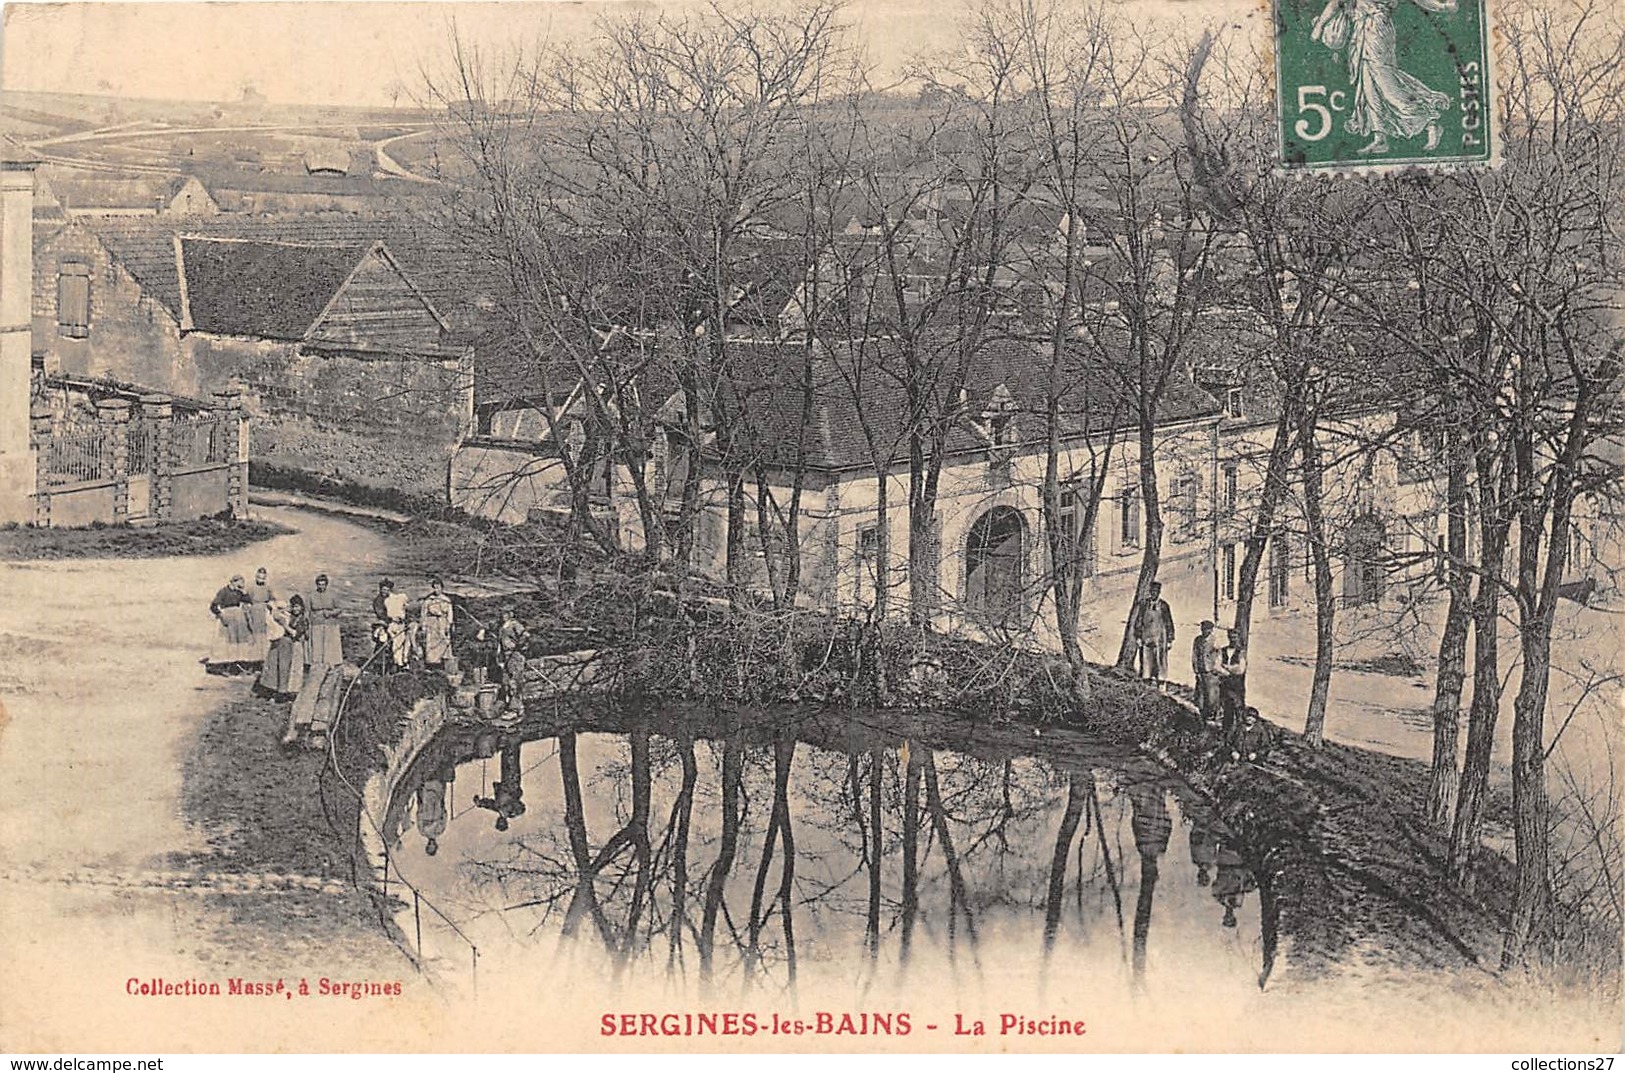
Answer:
1129, 781, 1172, 990
382, 711, 1275, 1004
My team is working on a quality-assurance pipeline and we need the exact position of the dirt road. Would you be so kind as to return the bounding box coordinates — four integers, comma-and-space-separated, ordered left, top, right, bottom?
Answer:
0, 506, 428, 1051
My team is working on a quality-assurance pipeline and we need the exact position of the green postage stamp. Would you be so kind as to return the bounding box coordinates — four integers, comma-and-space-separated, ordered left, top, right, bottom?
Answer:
1275, 0, 1494, 170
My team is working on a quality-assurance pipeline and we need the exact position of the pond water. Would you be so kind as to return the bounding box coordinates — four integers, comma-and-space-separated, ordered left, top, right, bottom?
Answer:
379, 708, 1276, 1016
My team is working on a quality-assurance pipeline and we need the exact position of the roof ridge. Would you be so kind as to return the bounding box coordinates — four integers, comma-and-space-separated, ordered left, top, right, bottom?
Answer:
176, 233, 371, 250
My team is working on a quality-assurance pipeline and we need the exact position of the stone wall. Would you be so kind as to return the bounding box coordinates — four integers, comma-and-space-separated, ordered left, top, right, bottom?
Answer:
33, 225, 187, 390
181, 336, 467, 499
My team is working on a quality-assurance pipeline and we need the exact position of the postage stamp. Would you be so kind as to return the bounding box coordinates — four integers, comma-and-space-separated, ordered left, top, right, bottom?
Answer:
1274, 0, 1494, 170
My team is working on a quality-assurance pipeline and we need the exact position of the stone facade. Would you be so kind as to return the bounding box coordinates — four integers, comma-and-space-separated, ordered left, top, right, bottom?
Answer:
0, 158, 40, 525
31, 220, 473, 499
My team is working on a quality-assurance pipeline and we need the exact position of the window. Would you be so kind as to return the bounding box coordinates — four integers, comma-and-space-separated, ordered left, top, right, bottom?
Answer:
1057, 488, 1098, 577
989, 412, 1015, 446
1399, 426, 1445, 484
57, 262, 91, 339
1222, 462, 1239, 514
657, 429, 690, 503
485, 405, 547, 442
1120, 490, 1141, 549
858, 525, 879, 560
1343, 514, 1387, 605
966, 507, 1026, 624
1223, 543, 1238, 601
982, 384, 1018, 448
1170, 473, 1200, 539
1226, 388, 1244, 419
1269, 537, 1291, 608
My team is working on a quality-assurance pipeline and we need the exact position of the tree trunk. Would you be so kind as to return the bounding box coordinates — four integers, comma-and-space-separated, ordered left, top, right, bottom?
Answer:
754, 472, 788, 608
1042, 410, 1085, 672
866, 749, 882, 959
699, 731, 743, 984
1505, 615, 1555, 968
1298, 416, 1334, 748
1426, 428, 1472, 828
1503, 413, 1587, 966
667, 730, 698, 971
1232, 401, 1295, 659
873, 470, 891, 619
724, 469, 748, 605
1117, 405, 1164, 670
618, 726, 654, 962
1448, 456, 1512, 890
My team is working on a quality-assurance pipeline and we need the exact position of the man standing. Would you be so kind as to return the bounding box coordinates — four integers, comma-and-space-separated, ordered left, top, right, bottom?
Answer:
1134, 581, 1176, 687
1192, 620, 1220, 722
1219, 639, 1249, 756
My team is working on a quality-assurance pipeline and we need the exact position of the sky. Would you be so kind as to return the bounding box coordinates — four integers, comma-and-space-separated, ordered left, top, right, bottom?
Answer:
1, 0, 1248, 109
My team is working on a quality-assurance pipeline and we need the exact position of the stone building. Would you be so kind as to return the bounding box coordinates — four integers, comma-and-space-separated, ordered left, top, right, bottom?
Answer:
451, 332, 1224, 658
1, 155, 246, 528
37, 172, 219, 218
31, 215, 477, 498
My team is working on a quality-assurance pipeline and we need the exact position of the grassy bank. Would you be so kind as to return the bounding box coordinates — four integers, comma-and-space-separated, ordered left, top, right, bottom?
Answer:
173, 688, 393, 965
0, 516, 290, 560
1146, 714, 1619, 997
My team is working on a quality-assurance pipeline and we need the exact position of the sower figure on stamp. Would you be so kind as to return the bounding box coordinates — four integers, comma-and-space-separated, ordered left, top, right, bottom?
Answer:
1311, 0, 1456, 154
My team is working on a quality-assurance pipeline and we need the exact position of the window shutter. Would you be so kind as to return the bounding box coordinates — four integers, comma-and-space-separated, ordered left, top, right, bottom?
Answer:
58, 263, 91, 338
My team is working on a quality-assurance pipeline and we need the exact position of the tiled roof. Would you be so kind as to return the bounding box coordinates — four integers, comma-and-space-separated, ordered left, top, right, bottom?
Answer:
47, 172, 195, 211
191, 167, 408, 197
179, 237, 369, 340
475, 330, 1222, 472
80, 214, 505, 329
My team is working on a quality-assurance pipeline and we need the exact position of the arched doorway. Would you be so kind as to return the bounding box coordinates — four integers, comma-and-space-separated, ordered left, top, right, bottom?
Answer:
966, 506, 1026, 624
1343, 514, 1387, 605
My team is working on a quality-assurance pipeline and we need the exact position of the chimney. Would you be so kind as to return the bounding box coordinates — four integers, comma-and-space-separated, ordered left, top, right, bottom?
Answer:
0, 151, 41, 525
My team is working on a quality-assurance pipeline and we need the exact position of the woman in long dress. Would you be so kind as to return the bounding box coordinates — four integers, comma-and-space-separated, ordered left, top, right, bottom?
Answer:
259, 596, 307, 701
374, 581, 411, 672
1313, 0, 1455, 154
305, 573, 344, 670
208, 574, 254, 674
244, 567, 276, 668
420, 576, 454, 669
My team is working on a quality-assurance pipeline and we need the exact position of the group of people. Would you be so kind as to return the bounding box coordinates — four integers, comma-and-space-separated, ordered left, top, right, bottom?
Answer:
369, 576, 456, 674
208, 568, 469, 749
208, 567, 348, 749
1193, 620, 1258, 758
1130, 580, 1259, 760
208, 568, 344, 688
